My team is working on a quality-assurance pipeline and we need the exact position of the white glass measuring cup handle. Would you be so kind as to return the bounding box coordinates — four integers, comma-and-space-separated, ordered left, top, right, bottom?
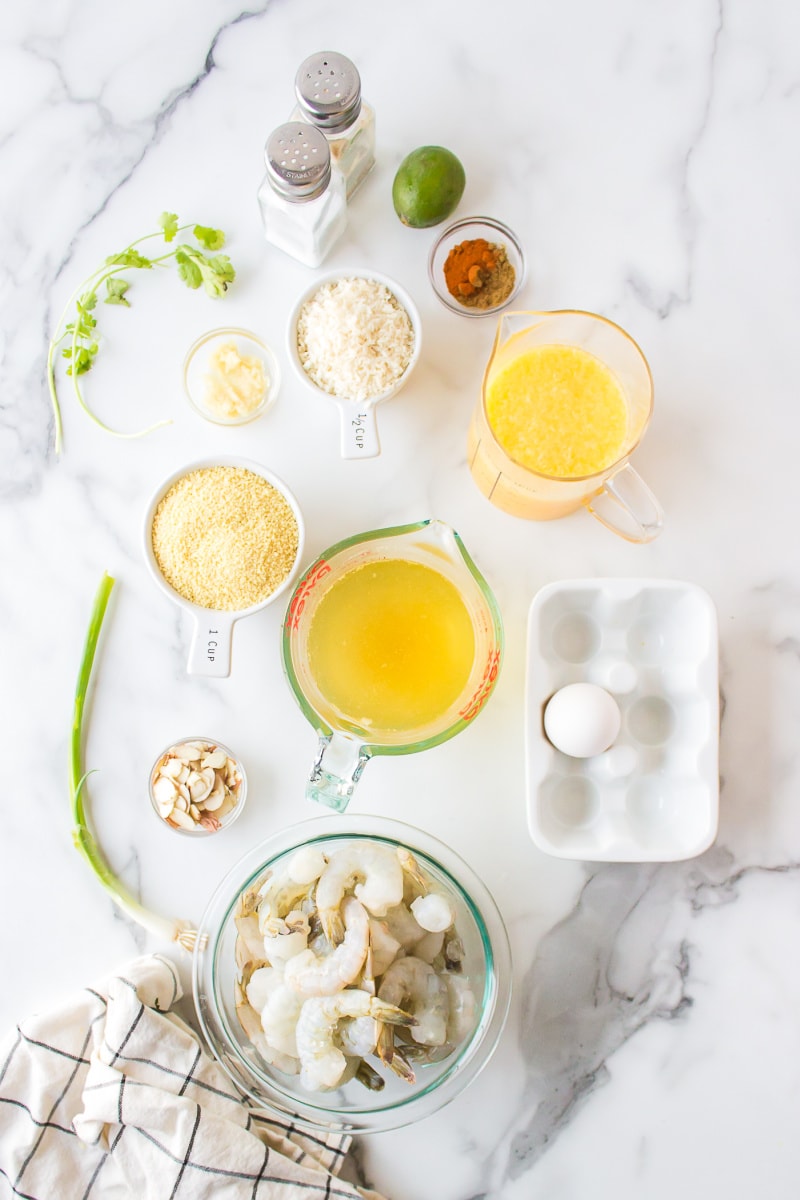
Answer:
335, 399, 380, 459
307, 731, 372, 812
586, 463, 664, 544
187, 611, 235, 677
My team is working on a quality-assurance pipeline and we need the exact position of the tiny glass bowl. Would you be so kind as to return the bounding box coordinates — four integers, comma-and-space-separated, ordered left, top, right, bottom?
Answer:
183, 328, 280, 426
428, 216, 526, 317
148, 737, 247, 837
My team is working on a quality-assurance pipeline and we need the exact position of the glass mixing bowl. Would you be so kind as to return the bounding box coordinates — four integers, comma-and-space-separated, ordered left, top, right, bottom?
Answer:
192, 815, 512, 1133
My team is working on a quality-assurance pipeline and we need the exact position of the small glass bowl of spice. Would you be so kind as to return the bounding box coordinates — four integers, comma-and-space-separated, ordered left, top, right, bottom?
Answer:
428, 216, 525, 317
184, 328, 280, 425
149, 737, 246, 836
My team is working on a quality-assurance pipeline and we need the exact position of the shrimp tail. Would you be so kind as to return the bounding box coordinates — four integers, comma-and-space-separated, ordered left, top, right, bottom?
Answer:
386, 1046, 416, 1085
355, 1060, 386, 1092
376, 1020, 395, 1067
321, 908, 345, 946
370, 998, 417, 1028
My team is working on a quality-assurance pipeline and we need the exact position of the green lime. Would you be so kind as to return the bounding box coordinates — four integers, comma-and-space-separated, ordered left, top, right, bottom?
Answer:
392, 145, 466, 228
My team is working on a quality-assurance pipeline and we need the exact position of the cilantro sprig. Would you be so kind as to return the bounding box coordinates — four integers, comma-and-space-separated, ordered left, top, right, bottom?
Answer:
47, 212, 236, 455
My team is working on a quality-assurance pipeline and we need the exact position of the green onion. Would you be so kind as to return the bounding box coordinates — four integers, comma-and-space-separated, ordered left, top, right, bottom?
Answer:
70, 573, 198, 949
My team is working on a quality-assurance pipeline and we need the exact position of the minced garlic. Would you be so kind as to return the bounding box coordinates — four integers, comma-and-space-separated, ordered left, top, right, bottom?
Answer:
151, 466, 299, 611
202, 340, 267, 420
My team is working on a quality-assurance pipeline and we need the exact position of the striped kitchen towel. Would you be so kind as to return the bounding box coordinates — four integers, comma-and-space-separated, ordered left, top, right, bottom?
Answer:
0, 954, 386, 1200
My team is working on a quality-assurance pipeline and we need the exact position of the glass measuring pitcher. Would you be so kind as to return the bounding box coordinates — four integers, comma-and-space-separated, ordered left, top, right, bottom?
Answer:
467, 310, 663, 542
282, 520, 504, 812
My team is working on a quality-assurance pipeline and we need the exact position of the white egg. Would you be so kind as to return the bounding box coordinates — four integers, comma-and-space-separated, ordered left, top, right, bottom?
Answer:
543, 683, 621, 758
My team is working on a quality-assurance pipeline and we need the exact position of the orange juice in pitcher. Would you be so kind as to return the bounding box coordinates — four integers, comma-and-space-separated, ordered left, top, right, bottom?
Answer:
468, 311, 663, 540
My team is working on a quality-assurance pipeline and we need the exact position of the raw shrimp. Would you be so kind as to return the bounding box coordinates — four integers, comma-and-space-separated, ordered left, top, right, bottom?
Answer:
410, 892, 455, 933
444, 974, 477, 1044
316, 842, 404, 942
260, 983, 303, 1058
256, 873, 314, 931
235, 913, 267, 969
263, 910, 310, 962
246, 965, 285, 1013
287, 845, 328, 886
368, 918, 403, 976
284, 896, 369, 996
396, 846, 428, 901
295, 990, 415, 1092
377, 956, 449, 1046
235, 984, 299, 1076
383, 902, 425, 950
338, 1014, 378, 1057
413, 929, 445, 964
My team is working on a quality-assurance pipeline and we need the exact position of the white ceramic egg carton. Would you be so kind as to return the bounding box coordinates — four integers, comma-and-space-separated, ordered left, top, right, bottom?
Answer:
525, 578, 719, 862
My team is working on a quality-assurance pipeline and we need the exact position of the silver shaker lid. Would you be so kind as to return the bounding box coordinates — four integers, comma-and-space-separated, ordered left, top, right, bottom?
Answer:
295, 51, 362, 133
264, 123, 332, 202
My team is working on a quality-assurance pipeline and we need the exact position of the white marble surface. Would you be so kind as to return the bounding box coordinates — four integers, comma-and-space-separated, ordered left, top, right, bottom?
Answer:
2, 0, 799, 1195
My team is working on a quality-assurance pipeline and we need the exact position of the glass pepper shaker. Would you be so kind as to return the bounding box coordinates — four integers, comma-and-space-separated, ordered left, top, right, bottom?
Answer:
291, 51, 376, 201
257, 123, 347, 268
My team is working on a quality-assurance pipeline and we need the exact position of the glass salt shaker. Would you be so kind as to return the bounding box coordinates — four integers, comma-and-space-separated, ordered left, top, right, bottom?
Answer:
291, 51, 376, 201
257, 122, 347, 269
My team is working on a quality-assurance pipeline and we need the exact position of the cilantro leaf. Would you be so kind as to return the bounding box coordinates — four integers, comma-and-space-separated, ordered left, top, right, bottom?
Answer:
105, 248, 153, 270
159, 212, 180, 242
174, 248, 202, 290
105, 278, 130, 306
193, 225, 226, 251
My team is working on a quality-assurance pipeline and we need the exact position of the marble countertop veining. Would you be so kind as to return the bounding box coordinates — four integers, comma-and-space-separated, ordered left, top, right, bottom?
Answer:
2, 0, 800, 1196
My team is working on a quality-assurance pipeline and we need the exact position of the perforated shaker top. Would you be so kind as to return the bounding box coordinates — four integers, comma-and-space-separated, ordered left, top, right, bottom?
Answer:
294, 51, 362, 133
265, 123, 332, 201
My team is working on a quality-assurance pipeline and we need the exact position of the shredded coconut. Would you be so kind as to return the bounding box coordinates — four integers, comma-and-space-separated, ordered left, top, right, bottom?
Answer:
296, 276, 415, 402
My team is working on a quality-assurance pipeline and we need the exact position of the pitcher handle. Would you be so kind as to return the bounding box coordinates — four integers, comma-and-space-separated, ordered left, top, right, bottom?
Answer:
307, 732, 372, 812
586, 463, 664, 544
336, 400, 380, 459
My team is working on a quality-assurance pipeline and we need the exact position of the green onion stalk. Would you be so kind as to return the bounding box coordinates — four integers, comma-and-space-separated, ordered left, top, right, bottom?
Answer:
70, 573, 197, 950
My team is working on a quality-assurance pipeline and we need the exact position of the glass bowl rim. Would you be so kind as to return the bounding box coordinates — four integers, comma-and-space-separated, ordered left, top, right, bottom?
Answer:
191, 814, 512, 1133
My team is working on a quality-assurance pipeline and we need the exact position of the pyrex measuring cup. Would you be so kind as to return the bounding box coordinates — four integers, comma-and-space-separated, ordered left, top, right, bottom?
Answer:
282, 519, 504, 811
467, 310, 663, 542
143, 456, 305, 678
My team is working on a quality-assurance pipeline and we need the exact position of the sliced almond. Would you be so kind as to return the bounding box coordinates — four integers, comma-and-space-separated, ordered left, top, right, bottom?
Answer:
190, 765, 216, 803
169, 807, 197, 831
152, 775, 178, 806
202, 749, 227, 770
172, 742, 204, 762
202, 774, 227, 812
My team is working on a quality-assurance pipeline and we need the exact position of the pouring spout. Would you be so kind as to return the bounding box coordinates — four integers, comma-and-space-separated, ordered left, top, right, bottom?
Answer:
307, 732, 372, 812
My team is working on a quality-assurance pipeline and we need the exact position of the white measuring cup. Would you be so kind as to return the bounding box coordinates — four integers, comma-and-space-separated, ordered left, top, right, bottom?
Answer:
143, 455, 305, 678
286, 268, 422, 459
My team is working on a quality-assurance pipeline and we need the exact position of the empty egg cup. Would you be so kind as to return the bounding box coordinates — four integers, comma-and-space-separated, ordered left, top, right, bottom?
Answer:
143, 455, 305, 678
525, 578, 719, 862
286, 268, 422, 460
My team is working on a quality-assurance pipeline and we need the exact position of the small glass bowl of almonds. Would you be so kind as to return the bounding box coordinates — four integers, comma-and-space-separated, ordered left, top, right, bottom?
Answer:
149, 737, 247, 836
